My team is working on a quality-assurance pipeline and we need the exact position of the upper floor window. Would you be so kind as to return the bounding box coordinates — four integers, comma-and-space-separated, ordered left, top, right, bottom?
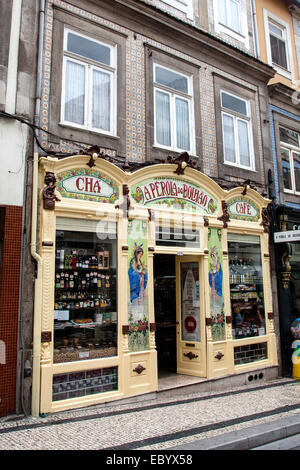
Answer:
218, 0, 241, 34
153, 64, 195, 154
280, 127, 300, 194
61, 29, 117, 135
214, 0, 249, 48
160, 0, 193, 19
263, 10, 294, 80
268, 20, 288, 70
221, 91, 254, 171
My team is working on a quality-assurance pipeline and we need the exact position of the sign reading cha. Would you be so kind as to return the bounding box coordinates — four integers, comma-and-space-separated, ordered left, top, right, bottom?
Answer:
131, 177, 218, 214
56, 168, 119, 204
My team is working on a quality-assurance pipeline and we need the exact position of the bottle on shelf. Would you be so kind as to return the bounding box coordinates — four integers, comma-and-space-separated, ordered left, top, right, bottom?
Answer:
59, 250, 65, 269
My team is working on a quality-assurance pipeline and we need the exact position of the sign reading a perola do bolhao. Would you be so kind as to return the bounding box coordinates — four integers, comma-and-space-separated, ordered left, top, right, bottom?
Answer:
56, 168, 119, 204
131, 177, 218, 214
227, 197, 260, 222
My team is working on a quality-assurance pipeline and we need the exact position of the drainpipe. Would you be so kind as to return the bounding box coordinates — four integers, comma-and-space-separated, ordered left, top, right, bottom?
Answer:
31, 0, 45, 418
250, 0, 260, 59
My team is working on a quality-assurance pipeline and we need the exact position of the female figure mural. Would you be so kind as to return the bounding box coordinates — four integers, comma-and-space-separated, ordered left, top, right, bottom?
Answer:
128, 243, 148, 320
209, 246, 223, 301
208, 241, 225, 340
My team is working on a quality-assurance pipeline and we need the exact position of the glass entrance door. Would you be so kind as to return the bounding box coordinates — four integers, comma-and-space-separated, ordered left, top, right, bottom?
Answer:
176, 256, 206, 377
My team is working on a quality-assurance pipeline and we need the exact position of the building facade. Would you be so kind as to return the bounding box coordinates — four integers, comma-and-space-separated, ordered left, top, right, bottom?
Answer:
0, 0, 38, 418
254, 0, 300, 377
21, 0, 282, 416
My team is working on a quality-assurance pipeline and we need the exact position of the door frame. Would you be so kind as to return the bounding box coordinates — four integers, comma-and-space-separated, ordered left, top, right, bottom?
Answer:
176, 255, 207, 377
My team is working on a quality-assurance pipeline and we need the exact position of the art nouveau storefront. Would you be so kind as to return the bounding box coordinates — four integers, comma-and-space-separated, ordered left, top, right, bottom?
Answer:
36, 155, 278, 414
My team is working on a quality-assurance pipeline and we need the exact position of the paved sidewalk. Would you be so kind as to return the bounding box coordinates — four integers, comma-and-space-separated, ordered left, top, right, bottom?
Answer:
167, 414, 300, 450
0, 378, 299, 450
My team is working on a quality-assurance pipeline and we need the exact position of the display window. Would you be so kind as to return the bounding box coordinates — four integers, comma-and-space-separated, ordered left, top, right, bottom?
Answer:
228, 233, 266, 339
53, 218, 117, 363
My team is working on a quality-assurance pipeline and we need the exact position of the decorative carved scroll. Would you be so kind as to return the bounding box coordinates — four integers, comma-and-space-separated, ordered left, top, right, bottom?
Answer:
41, 331, 52, 343
281, 247, 292, 290
217, 200, 230, 228
43, 172, 60, 210
167, 151, 190, 175
261, 207, 270, 233
133, 364, 146, 374
215, 351, 224, 360
122, 325, 130, 335
203, 216, 209, 227
184, 351, 198, 360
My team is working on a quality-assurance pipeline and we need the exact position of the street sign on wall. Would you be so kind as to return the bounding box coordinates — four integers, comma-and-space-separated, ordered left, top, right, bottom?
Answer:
274, 230, 300, 243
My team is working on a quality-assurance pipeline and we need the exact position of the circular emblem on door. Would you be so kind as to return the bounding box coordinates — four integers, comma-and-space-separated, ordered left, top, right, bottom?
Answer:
184, 316, 197, 332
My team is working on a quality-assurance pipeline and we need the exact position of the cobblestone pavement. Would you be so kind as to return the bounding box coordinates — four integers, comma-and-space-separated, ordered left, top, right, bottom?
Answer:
0, 378, 299, 450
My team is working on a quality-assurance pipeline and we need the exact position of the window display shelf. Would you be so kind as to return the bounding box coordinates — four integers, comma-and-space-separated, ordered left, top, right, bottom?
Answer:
54, 230, 118, 363
54, 320, 117, 329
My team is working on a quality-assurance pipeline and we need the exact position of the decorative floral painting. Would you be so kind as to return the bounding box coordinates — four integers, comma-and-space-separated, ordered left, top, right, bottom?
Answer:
128, 219, 149, 352
208, 228, 225, 341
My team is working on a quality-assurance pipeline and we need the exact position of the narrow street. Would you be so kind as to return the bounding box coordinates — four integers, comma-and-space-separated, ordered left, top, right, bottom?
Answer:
0, 378, 299, 451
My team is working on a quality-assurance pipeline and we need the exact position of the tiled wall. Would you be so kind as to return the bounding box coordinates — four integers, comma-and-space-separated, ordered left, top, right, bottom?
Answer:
41, 0, 264, 177
0, 206, 23, 417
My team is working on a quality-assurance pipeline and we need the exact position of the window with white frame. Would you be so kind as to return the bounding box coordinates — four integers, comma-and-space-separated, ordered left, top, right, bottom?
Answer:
221, 91, 254, 170
160, 0, 193, 19
61, 29, 117, 135
217, 0, 241, 33
153, 64, 195, 153
280, 127, 300, 194
214, 0, 249, 47
263, 10, 293, 79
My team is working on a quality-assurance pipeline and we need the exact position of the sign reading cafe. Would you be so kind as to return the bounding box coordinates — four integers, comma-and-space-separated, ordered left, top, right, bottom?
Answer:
131, 177, 218, 214
227, 197, 259, 222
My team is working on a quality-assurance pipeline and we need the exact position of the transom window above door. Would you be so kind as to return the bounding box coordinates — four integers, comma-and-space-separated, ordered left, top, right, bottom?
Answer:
61, 29, 117, 136
153, 64, 195, 154
221, 91, 254, 171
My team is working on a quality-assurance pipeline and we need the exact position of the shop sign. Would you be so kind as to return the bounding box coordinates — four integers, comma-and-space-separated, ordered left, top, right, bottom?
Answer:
131, 177, 218, 214
228, 197, 259, 222
274, 230, 300, 243
56, 168, 119, 204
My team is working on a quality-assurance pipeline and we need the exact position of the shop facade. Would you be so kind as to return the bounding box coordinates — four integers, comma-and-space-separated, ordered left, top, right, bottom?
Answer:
35, 154, 278, 414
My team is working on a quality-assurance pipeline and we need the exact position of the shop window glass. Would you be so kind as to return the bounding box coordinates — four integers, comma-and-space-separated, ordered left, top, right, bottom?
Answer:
228, 234, 266, 339
54, 221, 117, 363
156, 226, 200, 248
234, 342, 268, 365
52, 367, 118, 401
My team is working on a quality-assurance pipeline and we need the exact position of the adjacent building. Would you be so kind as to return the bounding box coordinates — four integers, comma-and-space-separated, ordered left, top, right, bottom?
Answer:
253, 0, 300, 377
0, 0, 38, 418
